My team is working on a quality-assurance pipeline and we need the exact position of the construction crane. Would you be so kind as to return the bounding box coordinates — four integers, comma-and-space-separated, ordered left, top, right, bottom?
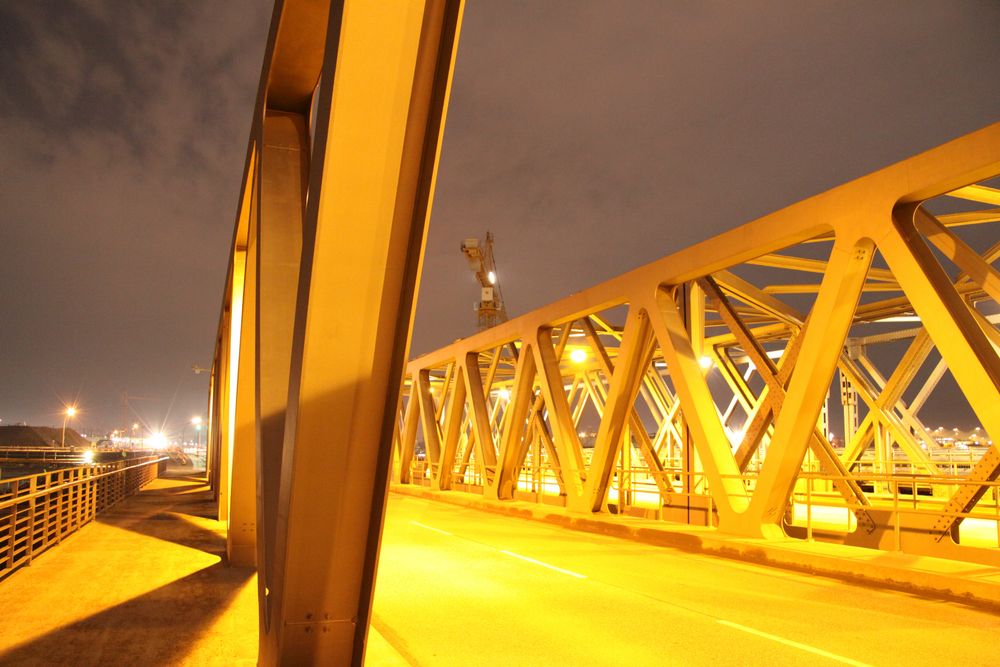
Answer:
460, 231, 508, 331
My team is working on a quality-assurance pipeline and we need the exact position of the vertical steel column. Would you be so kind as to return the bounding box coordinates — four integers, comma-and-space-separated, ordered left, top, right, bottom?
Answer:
216, 262, 243, 521
255, 110, 309, 655
229, 189, 259, 566
259, 1, 464, 664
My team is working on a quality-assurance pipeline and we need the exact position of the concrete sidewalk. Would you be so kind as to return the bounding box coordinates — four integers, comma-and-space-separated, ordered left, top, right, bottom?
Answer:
391, 483, 1000, 612
0, 475, 408, 666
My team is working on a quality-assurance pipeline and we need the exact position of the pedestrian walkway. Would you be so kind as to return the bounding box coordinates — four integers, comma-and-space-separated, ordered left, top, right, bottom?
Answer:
0, 474, 406, 666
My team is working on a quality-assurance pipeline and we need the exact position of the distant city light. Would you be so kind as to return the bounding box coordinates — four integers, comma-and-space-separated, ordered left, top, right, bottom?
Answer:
150, 432, 168, 450
82, 450, 95, 464
191, 416, 202, 426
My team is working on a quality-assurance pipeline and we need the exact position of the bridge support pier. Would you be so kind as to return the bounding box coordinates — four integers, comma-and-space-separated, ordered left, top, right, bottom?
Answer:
210, 0, 464, 664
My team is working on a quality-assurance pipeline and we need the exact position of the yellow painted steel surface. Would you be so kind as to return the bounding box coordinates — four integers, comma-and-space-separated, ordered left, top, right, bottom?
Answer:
395, 123, 1000, 564
208, 0, 462, 664
207, 1, 1000, 663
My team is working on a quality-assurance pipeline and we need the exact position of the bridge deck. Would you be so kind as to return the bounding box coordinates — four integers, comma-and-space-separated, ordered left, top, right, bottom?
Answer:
2, 471, 997, 665
374, 493, 1000, 665
391, 484, 1000, 608
0, 475, 405, 666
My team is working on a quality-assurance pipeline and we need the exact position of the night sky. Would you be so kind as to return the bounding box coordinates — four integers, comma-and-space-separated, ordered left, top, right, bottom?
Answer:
1, 1, 998, 434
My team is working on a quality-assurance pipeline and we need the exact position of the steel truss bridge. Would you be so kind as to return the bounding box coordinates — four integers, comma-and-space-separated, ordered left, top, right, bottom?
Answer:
395, 169, 1000, 561
203, 0, 1000, 664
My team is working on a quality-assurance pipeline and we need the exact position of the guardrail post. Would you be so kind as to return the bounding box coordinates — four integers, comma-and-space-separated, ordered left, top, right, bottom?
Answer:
994, 485, 999, 547
893, 480, 901, 551
55, 471, 64, 545
806, 475, 813, 542
27, 476, 36, 564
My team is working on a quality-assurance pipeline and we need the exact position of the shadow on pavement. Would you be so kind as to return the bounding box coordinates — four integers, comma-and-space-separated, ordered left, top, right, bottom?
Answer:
0, 562, 254, 667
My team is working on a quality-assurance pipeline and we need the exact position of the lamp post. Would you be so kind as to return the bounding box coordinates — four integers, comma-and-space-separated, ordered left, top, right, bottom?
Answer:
191, 416, 203, 449
61, 406, 77, 447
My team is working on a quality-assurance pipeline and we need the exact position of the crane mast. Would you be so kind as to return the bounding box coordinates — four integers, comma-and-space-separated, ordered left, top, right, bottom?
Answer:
460, 231, 508, 330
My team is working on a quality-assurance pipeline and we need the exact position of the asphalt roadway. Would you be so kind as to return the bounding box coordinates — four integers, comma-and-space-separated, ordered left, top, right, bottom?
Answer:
370, 494, 998, 667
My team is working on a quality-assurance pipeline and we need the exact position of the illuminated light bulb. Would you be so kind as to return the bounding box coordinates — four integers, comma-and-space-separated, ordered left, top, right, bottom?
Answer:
498, 388, 510, 401
82, 450, 95, 464
699, 356, 713, 370
569, 349, 587, 364
487, 271, 496, 285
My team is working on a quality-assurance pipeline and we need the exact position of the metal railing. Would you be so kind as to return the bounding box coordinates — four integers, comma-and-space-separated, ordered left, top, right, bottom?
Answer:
406, 456, 1000, 551
0, 456, 168, 581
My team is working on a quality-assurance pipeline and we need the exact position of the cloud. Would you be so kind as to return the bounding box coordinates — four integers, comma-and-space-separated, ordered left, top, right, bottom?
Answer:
0, 0, 272, 427
1, 0, 998, 429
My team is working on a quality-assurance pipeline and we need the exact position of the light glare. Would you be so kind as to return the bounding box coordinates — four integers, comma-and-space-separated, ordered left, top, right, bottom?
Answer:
150, 432, 168, 450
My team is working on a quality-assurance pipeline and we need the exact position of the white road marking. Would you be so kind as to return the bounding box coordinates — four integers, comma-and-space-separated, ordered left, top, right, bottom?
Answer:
716, 619, 873, 667
499, 549, 587, 579
410, 520, 453, 536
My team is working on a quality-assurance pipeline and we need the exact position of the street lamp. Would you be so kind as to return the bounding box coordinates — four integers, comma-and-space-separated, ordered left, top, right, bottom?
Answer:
191, 416, 203, 448
61, 406, 77, 448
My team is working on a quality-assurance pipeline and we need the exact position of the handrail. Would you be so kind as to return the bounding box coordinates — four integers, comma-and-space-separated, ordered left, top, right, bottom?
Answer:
0, 457, 168, 512
404, 458, 1000, 550
0, 455, 168, 581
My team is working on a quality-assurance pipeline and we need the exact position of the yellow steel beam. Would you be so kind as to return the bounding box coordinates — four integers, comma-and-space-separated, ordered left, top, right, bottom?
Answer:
229, 183, 258, 566
947, 184, 1000, 206
207, 0, 465, 663
747, 238, 874, 535
255, 109, 309, 600
394, 122, 999, 564
882, 204, 1000, 538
